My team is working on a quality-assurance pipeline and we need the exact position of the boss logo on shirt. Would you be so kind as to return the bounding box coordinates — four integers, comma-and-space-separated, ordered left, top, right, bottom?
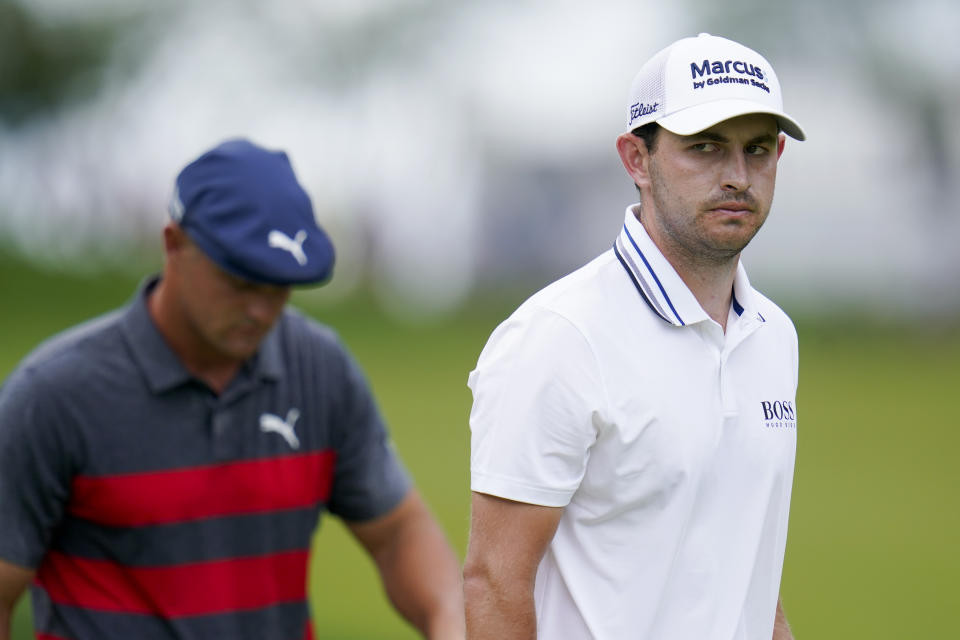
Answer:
761, 400, 796, 429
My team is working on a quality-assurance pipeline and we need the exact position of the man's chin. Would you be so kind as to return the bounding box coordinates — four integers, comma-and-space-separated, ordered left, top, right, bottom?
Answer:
709, 226, 762, 253
217, 337, 263, 362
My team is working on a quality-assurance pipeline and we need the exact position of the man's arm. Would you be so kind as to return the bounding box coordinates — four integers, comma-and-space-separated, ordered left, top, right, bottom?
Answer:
346, 489, 464, 640
462, 492, 563, 640
0, 558, 34, 640
773, 597, 794, 640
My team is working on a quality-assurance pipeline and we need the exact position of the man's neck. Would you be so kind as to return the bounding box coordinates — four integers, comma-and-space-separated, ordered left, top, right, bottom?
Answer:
674, 260, 738, 332
633, 210, 741, 332
652, 235, 739, 332
146, 282, 242, 394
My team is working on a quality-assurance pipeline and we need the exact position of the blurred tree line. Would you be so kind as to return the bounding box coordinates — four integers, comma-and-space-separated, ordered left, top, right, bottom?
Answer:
0, 1, 135, 125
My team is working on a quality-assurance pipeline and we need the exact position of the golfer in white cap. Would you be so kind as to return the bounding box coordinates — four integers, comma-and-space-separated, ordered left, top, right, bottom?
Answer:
464, 33, 804, 640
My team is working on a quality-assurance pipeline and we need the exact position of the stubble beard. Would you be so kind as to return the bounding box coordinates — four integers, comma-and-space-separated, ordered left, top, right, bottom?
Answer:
647, 169, 768, 269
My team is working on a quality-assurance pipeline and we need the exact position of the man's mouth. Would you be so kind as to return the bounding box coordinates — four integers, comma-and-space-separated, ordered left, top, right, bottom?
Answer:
707, 201, 756, 217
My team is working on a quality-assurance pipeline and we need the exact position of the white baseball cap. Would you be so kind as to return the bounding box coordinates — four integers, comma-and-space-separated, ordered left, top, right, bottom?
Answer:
626, 33, 805, 140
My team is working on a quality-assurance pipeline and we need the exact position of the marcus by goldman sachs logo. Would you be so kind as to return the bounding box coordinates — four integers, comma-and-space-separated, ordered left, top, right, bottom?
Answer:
690, 59, 770, 94
761, 400, 796, 429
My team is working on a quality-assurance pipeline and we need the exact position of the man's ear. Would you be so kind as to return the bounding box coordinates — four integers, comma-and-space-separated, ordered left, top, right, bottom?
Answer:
616, 133, 653, 191
163, 223, 190, 257
777, 133, 786, 160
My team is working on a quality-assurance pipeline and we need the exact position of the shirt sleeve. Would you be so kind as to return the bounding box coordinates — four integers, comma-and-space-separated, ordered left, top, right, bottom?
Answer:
325, 341, 411, 522
468, 305, 606, 507
0, 368, 76, 568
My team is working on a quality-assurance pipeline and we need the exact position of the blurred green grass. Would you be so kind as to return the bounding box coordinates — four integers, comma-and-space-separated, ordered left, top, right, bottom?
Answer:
2, 253, 958, 639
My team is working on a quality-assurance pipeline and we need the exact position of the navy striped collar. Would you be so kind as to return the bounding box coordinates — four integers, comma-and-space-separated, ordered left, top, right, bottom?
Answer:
613, 205, 762, 327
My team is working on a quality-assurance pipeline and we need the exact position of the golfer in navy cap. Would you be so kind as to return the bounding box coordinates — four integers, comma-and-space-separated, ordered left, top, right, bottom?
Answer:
0, 139, 465, 640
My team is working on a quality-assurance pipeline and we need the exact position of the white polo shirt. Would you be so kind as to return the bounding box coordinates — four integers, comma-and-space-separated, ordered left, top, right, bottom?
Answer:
469, 204, 798, 640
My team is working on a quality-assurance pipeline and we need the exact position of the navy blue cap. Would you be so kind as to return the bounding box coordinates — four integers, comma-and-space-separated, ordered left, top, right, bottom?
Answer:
169, 139, 335, 286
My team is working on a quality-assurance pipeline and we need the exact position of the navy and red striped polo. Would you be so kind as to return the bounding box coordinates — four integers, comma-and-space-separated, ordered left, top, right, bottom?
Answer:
0, 278, 410, 639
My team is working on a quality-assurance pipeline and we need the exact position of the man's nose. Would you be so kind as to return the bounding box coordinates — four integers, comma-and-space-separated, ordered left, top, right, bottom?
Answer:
245, 291, 287, 324
721, 153, 750, 192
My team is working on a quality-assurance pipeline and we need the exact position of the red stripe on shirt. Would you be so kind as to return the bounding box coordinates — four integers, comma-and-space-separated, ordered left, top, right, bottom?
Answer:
68, 450, 336, 526
36, 549, 310, 616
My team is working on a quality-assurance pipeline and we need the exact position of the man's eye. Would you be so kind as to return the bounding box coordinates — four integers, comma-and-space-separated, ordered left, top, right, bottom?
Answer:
692, 143, 718, 152
746, 145, 769, 155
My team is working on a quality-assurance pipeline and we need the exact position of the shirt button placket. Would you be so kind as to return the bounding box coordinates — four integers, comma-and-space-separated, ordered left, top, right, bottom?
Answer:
210, 408, 235, 460
719, 349, 738, 418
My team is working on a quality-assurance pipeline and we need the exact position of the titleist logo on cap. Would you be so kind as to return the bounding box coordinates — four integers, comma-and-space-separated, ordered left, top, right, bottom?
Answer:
629, 102, 660, 126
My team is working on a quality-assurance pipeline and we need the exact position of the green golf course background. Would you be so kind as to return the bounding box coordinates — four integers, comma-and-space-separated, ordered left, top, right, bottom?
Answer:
3, 252, 957, 639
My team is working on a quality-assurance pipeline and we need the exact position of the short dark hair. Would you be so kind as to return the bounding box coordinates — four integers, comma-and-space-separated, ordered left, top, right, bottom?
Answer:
629, 123, 661, 197
630, 122, 661, 154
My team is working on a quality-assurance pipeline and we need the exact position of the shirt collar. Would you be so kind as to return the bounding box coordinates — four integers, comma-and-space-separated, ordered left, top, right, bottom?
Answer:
613, 204, 765, 328
120, 276, 284, 395
731, 261, 767, 328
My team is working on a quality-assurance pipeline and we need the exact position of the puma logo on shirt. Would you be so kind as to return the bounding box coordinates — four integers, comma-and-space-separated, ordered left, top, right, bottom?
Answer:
259, 409, 301, 449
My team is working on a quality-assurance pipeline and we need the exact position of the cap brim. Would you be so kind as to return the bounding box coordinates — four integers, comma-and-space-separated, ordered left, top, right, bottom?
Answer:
657, 99, 806, 141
